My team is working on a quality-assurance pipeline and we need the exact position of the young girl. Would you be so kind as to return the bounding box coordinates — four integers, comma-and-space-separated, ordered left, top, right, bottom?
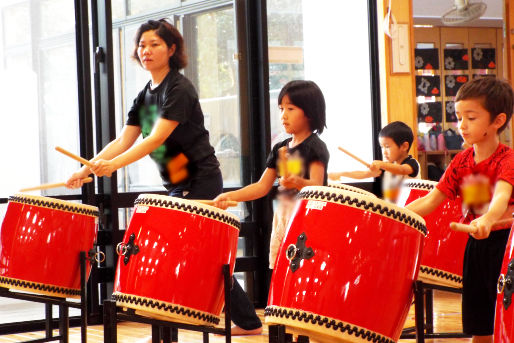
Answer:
214, 80, 329, 270
66, 18, 222, 199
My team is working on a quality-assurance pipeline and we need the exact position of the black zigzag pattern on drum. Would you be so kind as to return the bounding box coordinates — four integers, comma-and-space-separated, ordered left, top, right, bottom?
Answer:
134, 198, 241, 230
264, 307, 394, 343
298, 189, 427, 236
8, 195, 99, 217
113, 293, 220, 325
403, 181, 434, 190
420, 266, 463, 285
0, 276, 80, 296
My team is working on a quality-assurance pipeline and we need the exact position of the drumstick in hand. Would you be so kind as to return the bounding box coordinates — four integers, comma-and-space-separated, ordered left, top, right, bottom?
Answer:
193, 199, 238, 208
55, 146, 94, 168
450, 218, 514, 234
338, 147, 371, 168
20, 177, 93, 192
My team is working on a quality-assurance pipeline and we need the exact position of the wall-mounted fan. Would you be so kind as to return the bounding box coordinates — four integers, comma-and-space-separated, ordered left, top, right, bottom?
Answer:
441, 0, 487, 25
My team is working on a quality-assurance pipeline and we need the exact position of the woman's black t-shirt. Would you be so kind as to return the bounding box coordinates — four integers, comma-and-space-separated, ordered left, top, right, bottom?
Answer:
126, 70, 220, 191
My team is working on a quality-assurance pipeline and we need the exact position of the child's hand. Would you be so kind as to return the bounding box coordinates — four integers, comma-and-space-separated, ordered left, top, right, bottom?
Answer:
279, 174, 301, 190
328, 172, 341, 181
369, 160, 383, 172
65, 168, 91, 189
213, 193, 233, 210
469, 215, 494, 240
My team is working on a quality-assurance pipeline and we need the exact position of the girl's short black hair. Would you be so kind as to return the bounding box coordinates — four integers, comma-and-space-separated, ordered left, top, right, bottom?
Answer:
278, 80, 326, 134
132, 18, 187, 70
379, 121, 414, 151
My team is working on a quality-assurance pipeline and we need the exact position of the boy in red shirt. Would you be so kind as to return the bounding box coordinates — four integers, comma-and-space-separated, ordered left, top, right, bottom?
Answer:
407, 77, 514, 343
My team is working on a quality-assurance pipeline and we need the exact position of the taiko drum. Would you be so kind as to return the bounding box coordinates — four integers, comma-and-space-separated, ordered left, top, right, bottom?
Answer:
327, 182, 376, 198
265, 186, 426, 343
113, 194, 240, 326
397, 180, 467, 288
0, 193, 99, 298
493, 220, 514, 342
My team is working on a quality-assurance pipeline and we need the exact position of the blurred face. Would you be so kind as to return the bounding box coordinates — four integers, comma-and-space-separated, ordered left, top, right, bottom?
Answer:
137, 30, 175, 73
455, 99, 493, 145
379, 136, 406, 163
279, 95, 310, 135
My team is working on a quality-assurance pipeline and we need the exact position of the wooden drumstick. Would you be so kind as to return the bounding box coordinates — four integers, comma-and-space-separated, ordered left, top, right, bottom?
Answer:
193, 199, 238, 208
55, 146, 94, 168
20, 177, 93, 192
450, 218, 514, 234
338, 147, 371, 168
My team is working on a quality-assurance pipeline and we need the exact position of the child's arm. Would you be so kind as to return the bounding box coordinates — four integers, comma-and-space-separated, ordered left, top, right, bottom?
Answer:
370, 160, 414, 176
470, 180, 513, 239
213, 168, 277, 209
405, 188, 447, 217
329, 169, 381, 180
280, 161, 325, 190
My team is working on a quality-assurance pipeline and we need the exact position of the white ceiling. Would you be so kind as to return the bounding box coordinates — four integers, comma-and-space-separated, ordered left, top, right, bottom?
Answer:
413, 0, 503, 27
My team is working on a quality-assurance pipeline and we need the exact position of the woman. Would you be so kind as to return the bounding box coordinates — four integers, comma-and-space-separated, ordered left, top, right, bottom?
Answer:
66, 19, 262, 339
66, 19, 221, 199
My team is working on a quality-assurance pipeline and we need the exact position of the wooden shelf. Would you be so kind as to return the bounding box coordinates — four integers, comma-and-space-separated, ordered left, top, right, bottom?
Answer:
418, 150, 462, 179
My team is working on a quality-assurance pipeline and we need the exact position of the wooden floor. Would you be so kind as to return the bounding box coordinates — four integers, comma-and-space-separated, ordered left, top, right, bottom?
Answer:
1, 290, 471, 342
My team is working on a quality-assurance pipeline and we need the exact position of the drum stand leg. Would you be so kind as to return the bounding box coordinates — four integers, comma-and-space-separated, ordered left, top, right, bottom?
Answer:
0, 251, 90, 343
268, 325, 309, 343
103, 264, 233, 343
400, 280, 471, 342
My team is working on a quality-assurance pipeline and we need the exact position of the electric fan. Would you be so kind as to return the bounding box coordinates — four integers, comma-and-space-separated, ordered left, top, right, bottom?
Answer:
441, 0, 487, 25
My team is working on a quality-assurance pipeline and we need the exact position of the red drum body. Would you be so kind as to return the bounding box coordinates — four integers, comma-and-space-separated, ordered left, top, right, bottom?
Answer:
327, 182, 376, 198
113, 194, 240, 326
266, 186, 426, 343
397, 180, 467, 288
494, 225, 514, 342
0, 194, 99, 298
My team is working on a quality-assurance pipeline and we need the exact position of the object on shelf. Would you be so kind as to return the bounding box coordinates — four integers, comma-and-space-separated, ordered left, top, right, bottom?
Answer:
445, 74, 468, 96
471, 48, 496, 69
415, 48, 440, 70
416, 75, 441, 96
444, 49, 469, 70
445, 101, 457, 122
443, 128, 464, 150
417, 102, 442, 123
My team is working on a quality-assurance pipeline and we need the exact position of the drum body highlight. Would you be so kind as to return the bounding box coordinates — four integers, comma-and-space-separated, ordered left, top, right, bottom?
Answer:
397, 180, 467, 287
494, 223, 514, 342
0, 194, 99, 298
266, 186, 426, 343
113, 194, 240, 326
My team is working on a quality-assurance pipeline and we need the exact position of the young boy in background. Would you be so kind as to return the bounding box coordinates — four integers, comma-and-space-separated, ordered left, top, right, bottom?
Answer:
329, 121, 420, 202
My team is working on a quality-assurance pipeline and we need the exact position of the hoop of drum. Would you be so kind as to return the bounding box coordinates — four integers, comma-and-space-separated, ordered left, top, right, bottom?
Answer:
2, 181, 514, 341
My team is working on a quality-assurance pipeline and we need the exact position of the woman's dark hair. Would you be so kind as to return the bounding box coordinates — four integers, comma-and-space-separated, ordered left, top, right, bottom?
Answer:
278, 80, 327, 134
132, 18, 187, 70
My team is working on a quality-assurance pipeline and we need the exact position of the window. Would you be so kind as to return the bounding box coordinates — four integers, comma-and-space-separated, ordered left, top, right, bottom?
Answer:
267, 1, 375, 181
0, 0, 81, 200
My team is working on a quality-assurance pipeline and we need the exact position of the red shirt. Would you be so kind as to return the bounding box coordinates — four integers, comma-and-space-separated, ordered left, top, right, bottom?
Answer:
437, 143, 514, 222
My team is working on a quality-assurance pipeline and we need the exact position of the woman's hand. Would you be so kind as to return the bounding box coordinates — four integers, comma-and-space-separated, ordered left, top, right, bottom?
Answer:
213, 192, 234, 210
65, 168, 91, 189
90, 159, 118, 177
